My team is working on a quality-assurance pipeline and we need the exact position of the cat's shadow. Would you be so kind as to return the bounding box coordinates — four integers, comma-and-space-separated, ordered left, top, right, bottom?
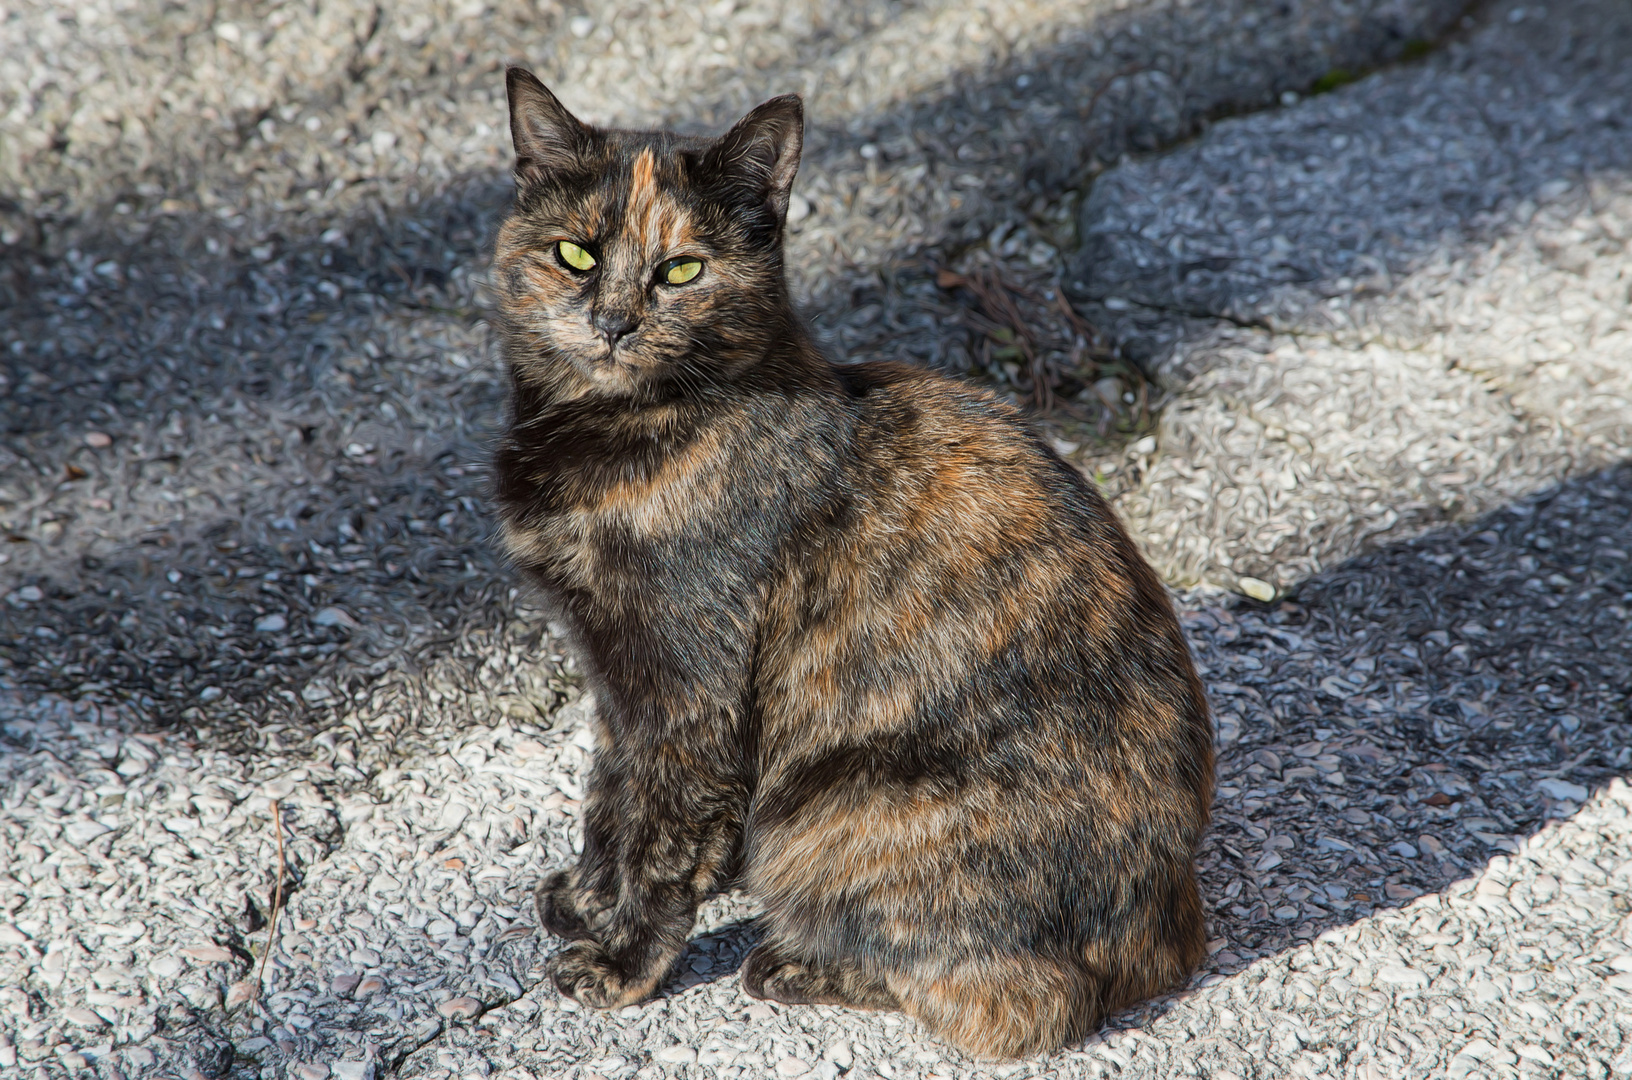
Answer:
1147, 461, 1632, 1024
655, 919, 761, 998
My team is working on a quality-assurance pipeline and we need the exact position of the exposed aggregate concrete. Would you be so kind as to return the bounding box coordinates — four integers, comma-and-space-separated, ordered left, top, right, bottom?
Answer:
1, 0, 1629, 1078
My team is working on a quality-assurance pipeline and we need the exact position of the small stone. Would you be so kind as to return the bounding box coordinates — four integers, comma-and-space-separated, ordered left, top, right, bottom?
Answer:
181, 945, 235, 964
1455, 1039, 1517, 1066
254, 613, 287, 632
14, 585, 42, 603
1515, 1045, 1554, 1066
330, 1061, 374, 1080
1238, 576, 1277, 602
312, 606, 359, 628
224, 981, 256, 1009
63, 1007, 104, 1027
776, 1058, 812, 1078
293, 1065, 329, 1080
437, 996, 482, 1020
183, 983, 221, 1010
199, 686, 224, 702
655, 1045, 698, 1064
332, 972, 362, 995
148, 957, 183, 977
64, 820, 111, 844
85, 431, 113, 448
354, 976, 385, 997
1538, 778, 1588, 802
1384, 883, 1422, 901
569, 15, 594, 36
1375, 965, 1428, 988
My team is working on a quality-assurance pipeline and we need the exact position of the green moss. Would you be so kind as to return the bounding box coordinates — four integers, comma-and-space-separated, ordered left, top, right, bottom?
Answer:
1401, 38, 1435, 61
1310, 67, 1356, 95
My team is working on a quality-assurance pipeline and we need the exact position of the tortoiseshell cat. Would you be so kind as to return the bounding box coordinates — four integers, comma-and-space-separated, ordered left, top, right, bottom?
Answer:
492, 68, 1213, 1059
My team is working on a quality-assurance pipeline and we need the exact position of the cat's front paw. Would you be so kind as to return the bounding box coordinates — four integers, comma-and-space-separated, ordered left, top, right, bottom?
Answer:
547, 941, 646, 1009
536, 868, 612, 942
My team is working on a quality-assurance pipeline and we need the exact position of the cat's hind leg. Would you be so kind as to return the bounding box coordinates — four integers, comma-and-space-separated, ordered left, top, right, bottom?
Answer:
741, 943, 899, 1010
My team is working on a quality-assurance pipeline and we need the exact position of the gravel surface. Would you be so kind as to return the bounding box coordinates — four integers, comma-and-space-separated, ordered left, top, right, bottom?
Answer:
3, 0, 1631, 1078
1073, 0, 1632, 593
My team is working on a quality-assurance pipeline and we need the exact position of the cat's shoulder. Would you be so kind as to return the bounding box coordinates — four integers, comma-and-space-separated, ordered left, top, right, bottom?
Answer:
834, 361, 1019, 420
832, 360, 1047, 455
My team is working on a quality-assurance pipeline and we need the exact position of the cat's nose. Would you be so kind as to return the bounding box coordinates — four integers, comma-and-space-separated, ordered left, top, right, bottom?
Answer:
593, 311, 640, 347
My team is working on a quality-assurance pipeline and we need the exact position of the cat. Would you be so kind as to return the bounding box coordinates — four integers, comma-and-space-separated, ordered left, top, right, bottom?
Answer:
491, 67, 1214, 1059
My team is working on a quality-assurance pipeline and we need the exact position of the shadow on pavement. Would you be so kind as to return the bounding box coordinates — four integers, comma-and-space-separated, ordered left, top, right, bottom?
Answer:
0, 0, 1527, 758
1192, 460, 1631, 971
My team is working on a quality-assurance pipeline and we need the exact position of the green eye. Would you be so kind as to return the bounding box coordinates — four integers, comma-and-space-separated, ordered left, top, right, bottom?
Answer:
660, 257, 703, 285
557, 240, 597, 272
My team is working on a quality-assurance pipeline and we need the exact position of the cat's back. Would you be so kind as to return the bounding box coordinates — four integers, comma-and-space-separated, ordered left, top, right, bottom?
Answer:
829, 359, 1147, 580
761, 359, 1207, 775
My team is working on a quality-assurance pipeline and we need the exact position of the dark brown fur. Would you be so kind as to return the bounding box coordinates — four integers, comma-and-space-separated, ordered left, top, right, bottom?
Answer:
491, 68, 1213, 1059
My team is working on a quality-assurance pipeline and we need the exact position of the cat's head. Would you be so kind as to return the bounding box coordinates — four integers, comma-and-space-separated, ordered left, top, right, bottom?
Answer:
495, 68, 803, 400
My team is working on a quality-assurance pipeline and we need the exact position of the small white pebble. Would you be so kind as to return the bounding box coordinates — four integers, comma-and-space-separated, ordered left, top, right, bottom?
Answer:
438, 995, 482, 1020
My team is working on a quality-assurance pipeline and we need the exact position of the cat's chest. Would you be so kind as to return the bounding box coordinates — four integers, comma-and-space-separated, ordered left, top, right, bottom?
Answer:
500, 442, 733, 590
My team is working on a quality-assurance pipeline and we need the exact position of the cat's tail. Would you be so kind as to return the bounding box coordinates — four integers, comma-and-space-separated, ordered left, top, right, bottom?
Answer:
891, 947, 1195, 1060
891, 879, 1206, 1059
889, 952, 1103, 1060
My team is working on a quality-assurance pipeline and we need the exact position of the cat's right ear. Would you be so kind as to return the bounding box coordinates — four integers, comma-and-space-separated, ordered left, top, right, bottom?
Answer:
506, 68, 594, 184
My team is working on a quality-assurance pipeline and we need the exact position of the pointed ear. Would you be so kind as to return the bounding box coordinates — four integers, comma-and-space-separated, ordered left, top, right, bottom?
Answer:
702, 94, 804, 223
506, 67, 594, 183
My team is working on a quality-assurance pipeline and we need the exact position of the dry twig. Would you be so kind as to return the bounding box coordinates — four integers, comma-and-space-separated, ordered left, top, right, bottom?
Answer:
936, 266, 1052, 411
253, 798, 288, 1001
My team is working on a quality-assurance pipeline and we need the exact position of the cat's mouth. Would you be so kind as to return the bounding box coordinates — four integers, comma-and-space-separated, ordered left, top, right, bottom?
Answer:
574, 342, 653, 390
590, 341, 639, 369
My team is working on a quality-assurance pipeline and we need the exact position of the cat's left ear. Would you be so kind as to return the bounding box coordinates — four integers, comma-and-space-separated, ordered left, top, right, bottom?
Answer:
702, 94, 804, 224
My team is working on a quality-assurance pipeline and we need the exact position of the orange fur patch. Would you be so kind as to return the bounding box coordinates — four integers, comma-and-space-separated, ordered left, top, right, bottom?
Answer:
626, 148, 660, 251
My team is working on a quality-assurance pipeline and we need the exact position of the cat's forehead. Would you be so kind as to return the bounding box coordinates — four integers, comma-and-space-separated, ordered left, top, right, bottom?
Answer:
552, 140, 701, 251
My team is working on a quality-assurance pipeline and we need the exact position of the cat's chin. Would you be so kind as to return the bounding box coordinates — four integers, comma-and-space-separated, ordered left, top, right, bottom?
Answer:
557, 350, 656, 397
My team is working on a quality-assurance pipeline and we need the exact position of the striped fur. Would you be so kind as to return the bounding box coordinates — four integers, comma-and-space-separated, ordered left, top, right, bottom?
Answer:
493, 69, 1212, 1059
